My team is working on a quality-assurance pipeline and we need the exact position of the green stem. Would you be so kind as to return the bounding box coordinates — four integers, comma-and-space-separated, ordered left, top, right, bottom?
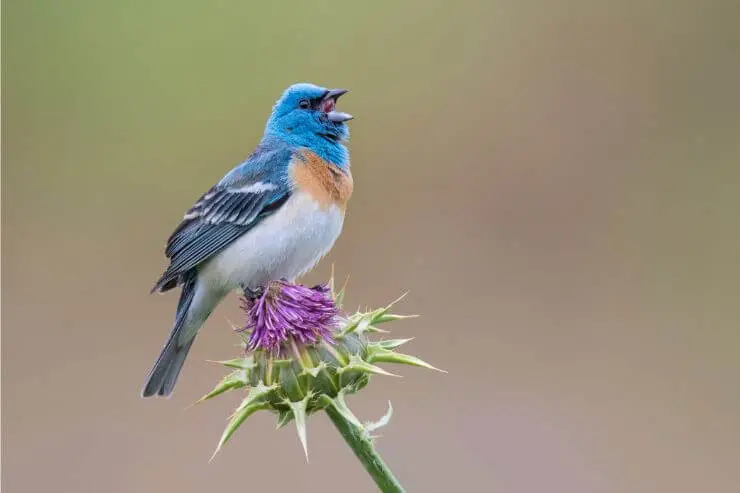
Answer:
324, 398, 405, 493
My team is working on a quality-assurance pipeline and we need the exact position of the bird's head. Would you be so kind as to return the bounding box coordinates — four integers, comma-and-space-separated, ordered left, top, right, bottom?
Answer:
264, 83, 352, 163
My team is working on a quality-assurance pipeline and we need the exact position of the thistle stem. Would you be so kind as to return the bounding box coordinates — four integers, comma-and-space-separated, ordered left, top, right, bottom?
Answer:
324, 400, 405, 493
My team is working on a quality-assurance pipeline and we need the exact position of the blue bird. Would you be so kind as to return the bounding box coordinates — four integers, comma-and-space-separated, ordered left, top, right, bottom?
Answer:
142, 83, 354, 397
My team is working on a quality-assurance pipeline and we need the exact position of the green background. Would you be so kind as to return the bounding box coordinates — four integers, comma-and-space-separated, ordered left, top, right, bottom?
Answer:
3, 1, 739, 491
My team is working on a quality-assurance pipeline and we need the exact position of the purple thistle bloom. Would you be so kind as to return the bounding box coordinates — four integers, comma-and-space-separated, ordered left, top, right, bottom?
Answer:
240, 281, 338, 352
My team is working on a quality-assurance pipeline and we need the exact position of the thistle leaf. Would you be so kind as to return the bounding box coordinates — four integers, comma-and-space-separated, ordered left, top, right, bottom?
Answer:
196, 369, 248, 403
234, 382, 276, 413
362, 292, 418, 326
211, 401, 269, 460
301, 366, 322, 378
210, 356, 254, 370
364, 325, 391, 334
335, 275, 350, 307
372, 338, 414, 350
340, 354, 400, 377
384, 291, 409, 310
340, 312, 374, 336
279, 363, 305, 402
328, 264, 336, 295
368, 349, 446, 373
354, 315, 374, 335
372, 313, 418, 324
289, 397, 310, 461
275, 408, 294, 429
336, 315, 358, 337
365, 400, 393, 434
320, 392, 363, 428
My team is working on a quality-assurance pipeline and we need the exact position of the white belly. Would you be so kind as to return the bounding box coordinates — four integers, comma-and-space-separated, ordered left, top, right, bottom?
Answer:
198, 191, 344, 292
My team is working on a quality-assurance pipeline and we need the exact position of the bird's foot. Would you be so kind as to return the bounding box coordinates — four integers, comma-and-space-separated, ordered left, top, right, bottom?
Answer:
242, 285, 265, 300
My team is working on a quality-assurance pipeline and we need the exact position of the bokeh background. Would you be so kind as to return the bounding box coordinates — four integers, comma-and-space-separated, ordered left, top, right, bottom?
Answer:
3, 1, 739, 492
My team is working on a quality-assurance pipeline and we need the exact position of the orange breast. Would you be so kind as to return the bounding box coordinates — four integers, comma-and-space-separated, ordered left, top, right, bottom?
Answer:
291, 149, 354, 209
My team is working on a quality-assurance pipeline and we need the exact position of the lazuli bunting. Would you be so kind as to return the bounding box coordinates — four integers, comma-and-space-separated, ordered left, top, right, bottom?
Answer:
142, 83, 353, 397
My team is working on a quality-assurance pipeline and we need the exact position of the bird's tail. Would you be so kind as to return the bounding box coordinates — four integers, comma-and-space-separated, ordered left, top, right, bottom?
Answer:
142, 273, 206, 397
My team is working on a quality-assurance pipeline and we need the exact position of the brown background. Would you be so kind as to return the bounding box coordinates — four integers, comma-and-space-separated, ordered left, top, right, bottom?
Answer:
3, 1, 740, 492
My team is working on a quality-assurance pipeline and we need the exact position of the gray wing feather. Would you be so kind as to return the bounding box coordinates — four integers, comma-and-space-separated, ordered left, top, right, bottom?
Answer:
153, 183, 289, 293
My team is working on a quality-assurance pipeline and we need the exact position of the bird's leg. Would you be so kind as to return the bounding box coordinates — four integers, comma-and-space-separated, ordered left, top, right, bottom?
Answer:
242, 279, 292, 300
242, 284, 264, 300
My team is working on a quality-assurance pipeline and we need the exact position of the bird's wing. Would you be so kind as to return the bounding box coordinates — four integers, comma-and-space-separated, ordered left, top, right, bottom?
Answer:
152, 145, 293, 292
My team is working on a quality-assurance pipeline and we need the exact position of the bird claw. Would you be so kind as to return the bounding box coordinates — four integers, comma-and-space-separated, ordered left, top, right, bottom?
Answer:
242, 279, 290, 300
242, 285, 265, 300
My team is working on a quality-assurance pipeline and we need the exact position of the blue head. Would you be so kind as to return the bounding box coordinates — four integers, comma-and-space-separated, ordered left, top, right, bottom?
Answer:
264, 83, 352, 167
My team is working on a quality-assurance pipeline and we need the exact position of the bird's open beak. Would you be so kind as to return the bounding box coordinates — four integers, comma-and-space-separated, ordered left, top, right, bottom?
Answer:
322, 89, 353, 123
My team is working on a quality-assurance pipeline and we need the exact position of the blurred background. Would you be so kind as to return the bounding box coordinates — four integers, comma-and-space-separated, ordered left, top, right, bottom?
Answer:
3, 1, 739, 492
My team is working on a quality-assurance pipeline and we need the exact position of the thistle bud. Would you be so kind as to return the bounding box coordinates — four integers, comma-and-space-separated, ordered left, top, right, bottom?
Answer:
199, 278, 442, 461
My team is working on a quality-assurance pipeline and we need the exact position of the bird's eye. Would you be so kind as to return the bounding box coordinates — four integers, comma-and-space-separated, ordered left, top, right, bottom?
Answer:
298, 99, 310, 109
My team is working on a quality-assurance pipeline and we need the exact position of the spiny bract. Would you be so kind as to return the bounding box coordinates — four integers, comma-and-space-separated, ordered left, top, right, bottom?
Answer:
198, 277, 443, 460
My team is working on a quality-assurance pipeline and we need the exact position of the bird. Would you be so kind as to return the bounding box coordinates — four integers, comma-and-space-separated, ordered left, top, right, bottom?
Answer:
142, 83, 354, 397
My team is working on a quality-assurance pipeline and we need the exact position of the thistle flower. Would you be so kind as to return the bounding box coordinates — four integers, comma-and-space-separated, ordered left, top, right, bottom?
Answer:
199, 277, 443, 492
240, 281, 337, 353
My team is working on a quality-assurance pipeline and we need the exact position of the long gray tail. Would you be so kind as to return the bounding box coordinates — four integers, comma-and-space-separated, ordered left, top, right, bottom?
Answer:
142, 273, 201, 397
